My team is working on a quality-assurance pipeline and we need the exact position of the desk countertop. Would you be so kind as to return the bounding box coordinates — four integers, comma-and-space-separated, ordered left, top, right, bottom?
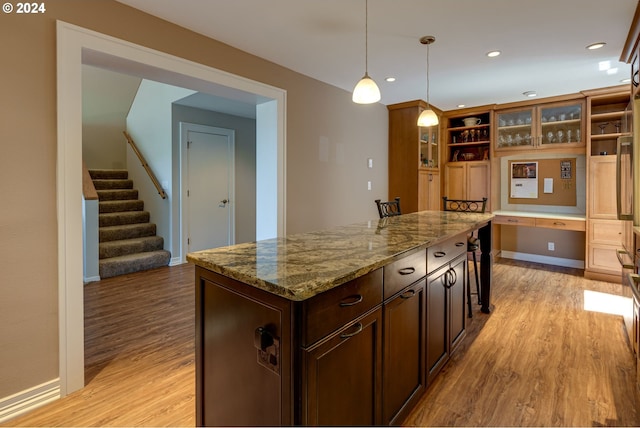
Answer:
187, 211, 494, 301
492, 210, 586, 221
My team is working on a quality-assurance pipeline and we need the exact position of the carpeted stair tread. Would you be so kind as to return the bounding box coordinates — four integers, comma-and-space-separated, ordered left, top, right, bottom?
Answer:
99, 200, 144, 213
99, 223, 157, 242
89, 169, 128, 180
92, 179, 133, 190
99, 236, 165, 259
88, 168, 170, 278
97, 189, 138, 201
99, 211, 150, 227
99, 250, 171, 279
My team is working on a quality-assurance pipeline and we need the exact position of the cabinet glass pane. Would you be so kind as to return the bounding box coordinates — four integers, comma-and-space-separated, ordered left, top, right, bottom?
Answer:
420, 127, 438, 168
539, 104, 582, 145
496, 109, 533, 149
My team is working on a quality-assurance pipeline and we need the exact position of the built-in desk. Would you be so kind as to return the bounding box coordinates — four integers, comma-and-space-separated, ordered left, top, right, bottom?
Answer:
493, 210, 586, 232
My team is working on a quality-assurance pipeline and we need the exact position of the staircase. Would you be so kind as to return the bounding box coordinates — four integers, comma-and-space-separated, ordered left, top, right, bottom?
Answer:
89, 169, 171, 279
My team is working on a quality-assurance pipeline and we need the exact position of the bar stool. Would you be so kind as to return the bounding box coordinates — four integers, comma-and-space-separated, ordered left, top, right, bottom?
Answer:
375, 197, 401, 218
442, 196, 487, 318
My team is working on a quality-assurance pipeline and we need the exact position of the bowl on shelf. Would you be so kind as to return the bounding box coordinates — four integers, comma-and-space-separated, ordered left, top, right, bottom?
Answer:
463, 117, 481, 127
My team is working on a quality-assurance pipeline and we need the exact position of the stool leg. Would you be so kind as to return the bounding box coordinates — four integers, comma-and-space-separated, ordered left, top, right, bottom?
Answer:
466, 256, 472, 318
472, 251, 481, 305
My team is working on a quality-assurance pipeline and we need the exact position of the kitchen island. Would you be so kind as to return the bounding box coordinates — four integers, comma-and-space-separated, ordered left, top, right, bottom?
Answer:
187, 210, 494, 426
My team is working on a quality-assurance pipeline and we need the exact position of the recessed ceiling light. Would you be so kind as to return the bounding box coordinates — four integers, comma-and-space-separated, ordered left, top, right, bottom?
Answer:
457, 104, 466, 108
523, 91, 537, 98
621, 78, 631, 84
586, 42, 606, 50
385, 77, 396, 82
607, 68, 619, 75
486, 50, 501, 58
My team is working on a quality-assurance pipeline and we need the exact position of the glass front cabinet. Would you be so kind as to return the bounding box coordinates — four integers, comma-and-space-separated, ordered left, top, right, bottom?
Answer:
494, 100, 585, 152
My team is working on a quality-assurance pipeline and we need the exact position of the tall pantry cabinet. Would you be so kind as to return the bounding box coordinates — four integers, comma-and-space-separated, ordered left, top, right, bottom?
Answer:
388, 100, 442, 213
583, 86, 631, 282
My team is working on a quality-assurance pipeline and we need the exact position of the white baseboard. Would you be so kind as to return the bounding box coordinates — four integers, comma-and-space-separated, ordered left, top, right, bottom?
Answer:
169, 257, 185, 266
83, 275, 101, 283
500, 250, 585, 269
0, 379, 60, 423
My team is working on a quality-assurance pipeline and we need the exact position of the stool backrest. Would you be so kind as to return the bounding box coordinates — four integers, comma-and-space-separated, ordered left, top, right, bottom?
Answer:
375, 197, 401, 218
442, 196, 487, 213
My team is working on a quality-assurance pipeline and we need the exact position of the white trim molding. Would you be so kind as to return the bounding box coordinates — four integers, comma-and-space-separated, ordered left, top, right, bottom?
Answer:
57, 20, 286, 396
0, 379, 60, 423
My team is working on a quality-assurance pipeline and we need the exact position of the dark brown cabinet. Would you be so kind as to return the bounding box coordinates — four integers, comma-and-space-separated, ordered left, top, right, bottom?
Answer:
194, 232, 475, 426
303, 308, 383, 426
382, 279, 426, 425
426, 243, 466, 383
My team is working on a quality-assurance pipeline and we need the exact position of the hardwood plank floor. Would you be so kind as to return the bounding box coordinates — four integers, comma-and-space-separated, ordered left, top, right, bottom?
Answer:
5, 263, 196, 427
404, 258, 640, 427
5, 258, 640, 426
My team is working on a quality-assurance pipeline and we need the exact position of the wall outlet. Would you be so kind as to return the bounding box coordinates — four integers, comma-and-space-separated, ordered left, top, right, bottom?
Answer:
548, 242, 555, 251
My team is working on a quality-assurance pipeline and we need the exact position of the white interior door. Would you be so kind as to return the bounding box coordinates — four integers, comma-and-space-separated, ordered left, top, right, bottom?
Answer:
184, 123, 235, 253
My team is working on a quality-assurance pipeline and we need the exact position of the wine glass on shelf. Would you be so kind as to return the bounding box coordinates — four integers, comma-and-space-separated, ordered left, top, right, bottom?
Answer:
598, 122, 609, 134
615, 121, 621, 133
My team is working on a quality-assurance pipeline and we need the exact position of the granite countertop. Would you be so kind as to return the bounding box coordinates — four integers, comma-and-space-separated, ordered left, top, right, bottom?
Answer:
187, 210, 494, 301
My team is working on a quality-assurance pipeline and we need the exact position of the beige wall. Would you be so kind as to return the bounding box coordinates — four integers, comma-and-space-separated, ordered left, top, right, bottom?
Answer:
0, 1, 388, 399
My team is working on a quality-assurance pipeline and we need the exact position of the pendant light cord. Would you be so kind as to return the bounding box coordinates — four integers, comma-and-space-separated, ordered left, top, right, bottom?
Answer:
426, 41, 430, 109
365, 0, 369, 74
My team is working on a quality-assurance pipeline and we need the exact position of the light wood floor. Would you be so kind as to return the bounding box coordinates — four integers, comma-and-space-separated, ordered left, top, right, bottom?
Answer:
5, 259, 640, 426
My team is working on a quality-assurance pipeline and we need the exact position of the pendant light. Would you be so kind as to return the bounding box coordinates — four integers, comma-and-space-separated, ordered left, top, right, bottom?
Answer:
417, 36, 439, 127
352, 0, 380, 104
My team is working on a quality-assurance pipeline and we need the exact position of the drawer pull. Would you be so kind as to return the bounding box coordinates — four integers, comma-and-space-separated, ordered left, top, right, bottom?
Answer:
508, 219, 519, 223
339, 294, 363, 307
434, 251, 446, 258
340, 322, 363, 339
455, 242, 465, 247
553, 221, 566, 226
400, 289, 417, 299
398, 267, 416, 275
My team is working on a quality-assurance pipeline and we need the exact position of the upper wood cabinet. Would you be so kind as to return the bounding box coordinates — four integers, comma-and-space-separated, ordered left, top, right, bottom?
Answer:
388, 100, 442, 213
445, 110, 492, 163
584, 87, 631, 156
494, 99, 586, 153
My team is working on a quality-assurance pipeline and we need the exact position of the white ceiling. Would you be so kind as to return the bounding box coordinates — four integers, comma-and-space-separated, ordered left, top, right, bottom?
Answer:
116, 0, 638, 111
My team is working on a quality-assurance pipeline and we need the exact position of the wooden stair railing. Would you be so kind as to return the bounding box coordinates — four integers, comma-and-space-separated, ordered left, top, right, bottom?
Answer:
123, 131, 167, 199
82, 160, 99, 201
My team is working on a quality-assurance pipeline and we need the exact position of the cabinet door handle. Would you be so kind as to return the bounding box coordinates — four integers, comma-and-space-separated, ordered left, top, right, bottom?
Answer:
448, 268, 457, 288
400, 289, 417, 299
455, 242, 465, 247
339, 294, 363, 307
398, 267, 416, 275
434, 251, 446, 258
553, 221, 566, 226
340, 322, 363, 339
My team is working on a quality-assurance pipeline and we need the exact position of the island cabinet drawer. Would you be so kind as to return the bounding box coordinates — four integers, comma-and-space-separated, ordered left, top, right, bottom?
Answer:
493, 215, 536, 227
427, 234, 466, 274
383, 250, 426, 300
301, 268, 383, 347
535, 217, 585, 231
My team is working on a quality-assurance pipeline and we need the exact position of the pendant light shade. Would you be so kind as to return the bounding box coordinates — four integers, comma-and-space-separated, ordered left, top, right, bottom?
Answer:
352, 0, 380, 104
353, 72, 381, 104
417, 108, 439, 127
418, 35, 438, 126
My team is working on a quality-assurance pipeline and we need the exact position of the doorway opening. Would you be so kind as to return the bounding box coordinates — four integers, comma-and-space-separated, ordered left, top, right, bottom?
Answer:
57, 21, 286, 396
